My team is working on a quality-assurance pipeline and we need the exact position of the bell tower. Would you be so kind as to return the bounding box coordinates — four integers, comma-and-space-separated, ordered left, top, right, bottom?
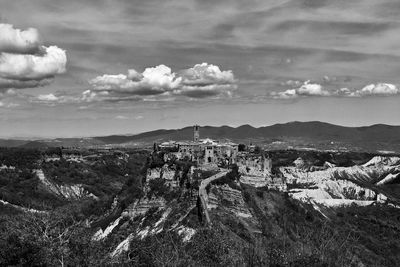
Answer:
193, 125, 200, 142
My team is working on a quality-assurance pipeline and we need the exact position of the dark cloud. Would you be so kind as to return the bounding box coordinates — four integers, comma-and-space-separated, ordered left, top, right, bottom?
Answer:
208, 23, 235, 40
299, 0, 330, 9
177, 88, 221, 98
271, 20, 394, 36
0, 77, 52, 90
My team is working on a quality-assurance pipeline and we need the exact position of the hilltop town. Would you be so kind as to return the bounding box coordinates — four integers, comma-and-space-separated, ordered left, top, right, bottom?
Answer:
155, 125, 271, 173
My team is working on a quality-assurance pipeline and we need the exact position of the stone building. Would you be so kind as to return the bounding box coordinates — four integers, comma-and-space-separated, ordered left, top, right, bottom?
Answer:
161, 125, 239, 165
193, 125, 200, 142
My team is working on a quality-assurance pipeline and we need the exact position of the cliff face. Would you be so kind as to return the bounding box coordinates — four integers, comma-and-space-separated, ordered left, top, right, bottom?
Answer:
94, 163, 200, 258
279, 156, 400, 211
88, 154, 400, 265
35, 169, 98, 200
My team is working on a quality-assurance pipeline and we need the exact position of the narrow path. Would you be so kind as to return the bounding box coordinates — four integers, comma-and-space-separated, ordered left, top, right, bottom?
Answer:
198, 170, 228, 225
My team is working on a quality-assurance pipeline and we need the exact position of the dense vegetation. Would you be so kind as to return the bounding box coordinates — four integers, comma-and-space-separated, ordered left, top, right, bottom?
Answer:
1, 147, 400, 266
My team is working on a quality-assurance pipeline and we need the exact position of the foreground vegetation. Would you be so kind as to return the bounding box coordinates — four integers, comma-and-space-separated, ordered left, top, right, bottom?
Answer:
0, 148, 399, 266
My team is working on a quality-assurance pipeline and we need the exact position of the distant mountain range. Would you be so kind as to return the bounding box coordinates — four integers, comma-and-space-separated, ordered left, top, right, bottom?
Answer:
1, 121, 400, 152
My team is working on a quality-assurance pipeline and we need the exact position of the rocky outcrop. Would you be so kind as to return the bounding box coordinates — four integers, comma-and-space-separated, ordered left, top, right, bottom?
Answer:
93, 216, 122, 241
122, 197, 166, 218
35, 169, 97, 200
146, 164, 179, 187
239, 166, 270, 177
0, 199, 46, 214
110, 234, 133, 258
161, 164, 175, 180
240, 176, 268, 188
376, 173, 399, 185
176, 226, 196, 242
0, 164, 15, 170
111, 207, 172, 258
363, 156, 400, 167
209, 184, 252, 218
146, 167, 162, 181
281, 156, 400, 209
240, 175, 287, 191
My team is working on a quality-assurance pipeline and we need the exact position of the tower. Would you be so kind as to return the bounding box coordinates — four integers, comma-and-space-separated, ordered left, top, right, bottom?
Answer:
193, 124, 200, 142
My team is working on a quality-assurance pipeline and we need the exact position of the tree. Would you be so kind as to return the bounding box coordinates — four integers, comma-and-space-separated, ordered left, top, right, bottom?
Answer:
254, 146, 262, 154
238, 144, 246, 152
0, 205, 110, 266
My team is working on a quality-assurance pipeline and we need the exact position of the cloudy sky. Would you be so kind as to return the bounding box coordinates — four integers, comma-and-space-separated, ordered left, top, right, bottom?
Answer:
1, 0, 400, 137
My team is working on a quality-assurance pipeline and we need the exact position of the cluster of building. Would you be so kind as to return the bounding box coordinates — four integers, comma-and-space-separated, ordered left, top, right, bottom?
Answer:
153, 125, 287, 190
156, 125, 239, 166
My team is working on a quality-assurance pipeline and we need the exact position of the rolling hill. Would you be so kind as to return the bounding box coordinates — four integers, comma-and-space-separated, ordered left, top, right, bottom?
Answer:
1, 121, 400, 152
92, 121, 400, 151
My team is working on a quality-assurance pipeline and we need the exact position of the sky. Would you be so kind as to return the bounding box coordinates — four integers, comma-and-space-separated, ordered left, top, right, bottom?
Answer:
1, 0, 400, 138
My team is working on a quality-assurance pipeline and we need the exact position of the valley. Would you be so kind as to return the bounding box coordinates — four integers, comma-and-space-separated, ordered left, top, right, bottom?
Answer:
0, 144, 399, 266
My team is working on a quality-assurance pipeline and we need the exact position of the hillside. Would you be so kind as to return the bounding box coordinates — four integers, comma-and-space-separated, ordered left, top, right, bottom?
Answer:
2, 121, 400, 152
92, 121, 400, 152
1, 147, 400, 266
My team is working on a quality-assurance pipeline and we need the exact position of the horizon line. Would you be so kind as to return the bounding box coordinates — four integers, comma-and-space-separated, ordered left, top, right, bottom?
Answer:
1, 120, 399, 140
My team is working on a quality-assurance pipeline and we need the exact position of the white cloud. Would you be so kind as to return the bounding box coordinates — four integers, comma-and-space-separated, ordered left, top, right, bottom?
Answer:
127, 69, 143, 81
335, 88, 352, 96
180, 62, 235, 86
142, 65, 181, 90
90, 65, 181, 95
135, 115, 144, 120
81, 89, 98, 102
115, 115, 129, 120
0, 46, 66, 80
353, 83, 399, 96
271, 88, 298, 99
89, 63, 236, 99
0, 100, 17, 108
271, 81, 330, 99
0, 24, 67, 90
281, 80, 302, 87
297, 81, 330, 96
80, 89, 142, 103
175, 84, 236, 98
272, 81, 400, 99
37, 93, 59, 101
0, 24, 40, 54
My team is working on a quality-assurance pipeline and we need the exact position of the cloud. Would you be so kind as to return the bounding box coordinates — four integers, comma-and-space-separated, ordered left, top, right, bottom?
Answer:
271, 20, 393, 37
0, 77, 52, 90
89, 63, 236, 99
0, 24, 41, 54
115, 115, 129, 120
80, 89, 142, 103
90, 65, 181, 95
180, 63, 235, 86
115, 115, 144, 121
174, 84, 235, 98
353, 83, 399, 96
0, 46, 66, 80
272, 81, 400, 99
271, 81, 330, 99
0, 24, 67, 90
37, 93, 59, 101
135, 115, 144, 120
